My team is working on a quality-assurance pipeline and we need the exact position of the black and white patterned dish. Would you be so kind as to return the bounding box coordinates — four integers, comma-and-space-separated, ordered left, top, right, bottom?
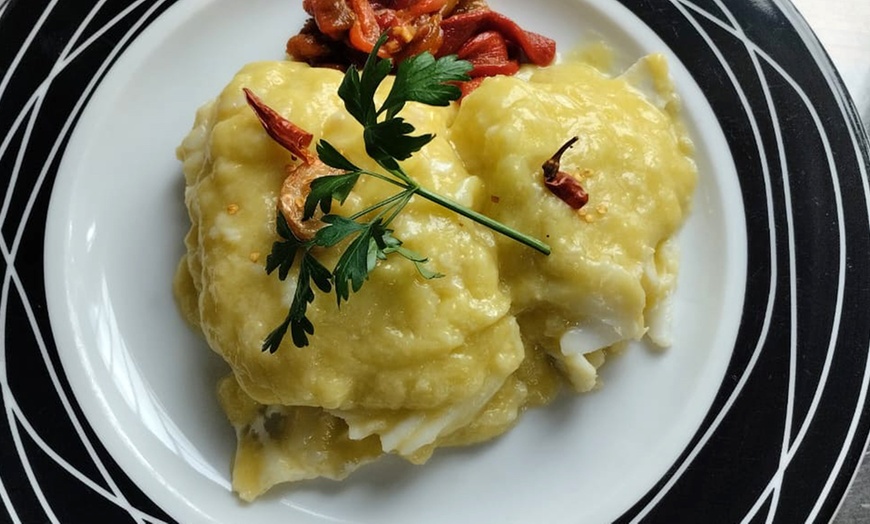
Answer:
2, 0, 868, 522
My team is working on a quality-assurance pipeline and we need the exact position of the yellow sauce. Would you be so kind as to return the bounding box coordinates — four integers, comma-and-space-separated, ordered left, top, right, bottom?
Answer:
174, 54, 696, 500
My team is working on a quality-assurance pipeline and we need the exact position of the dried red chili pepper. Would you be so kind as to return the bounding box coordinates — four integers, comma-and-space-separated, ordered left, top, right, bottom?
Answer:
243, 88, 316, 165
542, 137, 589, 210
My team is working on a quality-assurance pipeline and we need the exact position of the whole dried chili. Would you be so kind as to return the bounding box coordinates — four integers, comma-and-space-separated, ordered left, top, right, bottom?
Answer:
243, 89, 341, 239
542, 137, 589, 210
243, 88, 317, 165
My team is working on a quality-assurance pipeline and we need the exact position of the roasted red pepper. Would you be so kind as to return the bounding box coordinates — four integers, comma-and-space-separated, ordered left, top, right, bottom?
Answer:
304, 0, 356, 40
394, 0, 447, 18
456, 30, 519, 78
348, 0, 383, 53
286, 0, 555, 96
243, 88, 316, 165
542, 137, 589, 210
439, 9, 555, 66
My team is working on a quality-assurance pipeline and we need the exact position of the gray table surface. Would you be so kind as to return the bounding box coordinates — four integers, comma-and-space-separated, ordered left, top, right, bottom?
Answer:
788, 1, 870, 521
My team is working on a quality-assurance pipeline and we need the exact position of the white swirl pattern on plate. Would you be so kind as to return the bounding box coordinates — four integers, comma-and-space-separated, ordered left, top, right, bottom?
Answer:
1, 0, 869, 523
0, 3, 175, 522
631, 1, 860, 522
673, 5, 854, 522
616, 2, 870, 522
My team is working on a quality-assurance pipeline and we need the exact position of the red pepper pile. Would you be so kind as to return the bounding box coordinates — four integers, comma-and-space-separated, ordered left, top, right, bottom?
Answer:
287, 0, 556, 95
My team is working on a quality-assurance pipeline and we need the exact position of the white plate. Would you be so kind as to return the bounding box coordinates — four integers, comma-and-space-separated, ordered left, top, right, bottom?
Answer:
2, 0, 868, 522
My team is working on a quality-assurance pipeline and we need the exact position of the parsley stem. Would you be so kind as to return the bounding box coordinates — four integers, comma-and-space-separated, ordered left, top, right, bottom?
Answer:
356, 168, 550, 254
415, 187, 552, 255
359, 170, 405, 186
349, 188, 414, 220
387, 166, 415, 185
383, 190, 416, 226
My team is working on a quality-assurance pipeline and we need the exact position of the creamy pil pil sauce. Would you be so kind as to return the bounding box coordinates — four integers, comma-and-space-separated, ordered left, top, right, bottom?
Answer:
174, 53, 696, 500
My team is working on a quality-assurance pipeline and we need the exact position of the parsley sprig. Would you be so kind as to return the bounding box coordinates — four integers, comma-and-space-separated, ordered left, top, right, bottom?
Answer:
262, 35, 550, 352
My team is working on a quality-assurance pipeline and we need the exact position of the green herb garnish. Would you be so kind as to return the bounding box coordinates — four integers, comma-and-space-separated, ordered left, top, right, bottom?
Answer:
261, 35, 550, 352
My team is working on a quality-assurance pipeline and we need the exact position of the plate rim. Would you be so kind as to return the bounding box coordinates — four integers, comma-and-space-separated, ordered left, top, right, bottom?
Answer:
1, 0, 868, 522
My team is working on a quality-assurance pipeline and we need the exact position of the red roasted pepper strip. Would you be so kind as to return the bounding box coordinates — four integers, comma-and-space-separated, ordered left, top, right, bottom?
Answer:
440, 9, 556, 66
457, 77, 486, 98
456, 30, 507, 62
397, 0, 447, 18
542, 137, 589, 210
243, 88, 316, 165
348, 0, 383, 53
456, 30, 519, 78
464, 61, 519, 77
304, 0, 355, 40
